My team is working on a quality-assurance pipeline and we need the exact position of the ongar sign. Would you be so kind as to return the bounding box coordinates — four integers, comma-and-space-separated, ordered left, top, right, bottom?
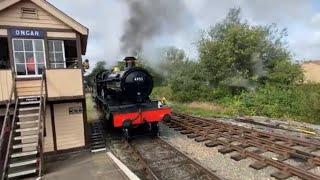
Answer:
10, 28, 44, 38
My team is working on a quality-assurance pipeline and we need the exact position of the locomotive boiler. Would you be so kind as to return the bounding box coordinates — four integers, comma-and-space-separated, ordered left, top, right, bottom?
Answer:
94, 57, 172, 139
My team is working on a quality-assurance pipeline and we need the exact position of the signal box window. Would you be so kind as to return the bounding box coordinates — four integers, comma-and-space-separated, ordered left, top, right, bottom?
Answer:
49, 40, 66, 69
13, 39, 45, 76
0, 38, 9, 69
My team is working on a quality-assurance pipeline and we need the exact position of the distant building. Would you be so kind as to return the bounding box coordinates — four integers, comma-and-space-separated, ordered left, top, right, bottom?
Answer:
301, 60, 320, 83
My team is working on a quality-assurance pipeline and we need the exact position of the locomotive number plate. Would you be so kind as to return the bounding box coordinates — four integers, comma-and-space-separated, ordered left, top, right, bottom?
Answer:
134, 77, 144, 82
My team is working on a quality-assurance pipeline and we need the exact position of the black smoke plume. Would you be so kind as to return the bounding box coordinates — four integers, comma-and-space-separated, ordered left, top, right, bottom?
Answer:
121, 0, 188, 56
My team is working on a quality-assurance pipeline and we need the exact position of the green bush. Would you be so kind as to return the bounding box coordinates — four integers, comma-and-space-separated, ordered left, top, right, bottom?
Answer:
229, 84, 320, 124
151, 86, 172, 100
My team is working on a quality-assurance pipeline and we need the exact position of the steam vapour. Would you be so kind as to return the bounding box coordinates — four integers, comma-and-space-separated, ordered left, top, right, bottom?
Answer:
121, 0, 188, 56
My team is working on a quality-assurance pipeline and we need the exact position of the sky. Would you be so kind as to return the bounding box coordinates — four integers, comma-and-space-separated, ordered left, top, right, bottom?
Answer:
50, 0, 320, 68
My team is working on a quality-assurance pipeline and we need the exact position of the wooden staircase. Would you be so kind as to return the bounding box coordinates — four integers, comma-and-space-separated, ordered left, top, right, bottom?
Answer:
6, 96, 41, 179
1, 75, 46, 180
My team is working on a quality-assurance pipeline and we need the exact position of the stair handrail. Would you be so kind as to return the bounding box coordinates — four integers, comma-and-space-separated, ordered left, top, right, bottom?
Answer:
1, 98, 18, 180
37, 72, 46, 177
0, 75, 16, 154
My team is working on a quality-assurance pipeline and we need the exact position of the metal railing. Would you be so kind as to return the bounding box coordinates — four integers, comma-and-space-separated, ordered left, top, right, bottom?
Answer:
37, 72, 46, 177
0, 72, 15, 180
0, 76, 15, 153
0, 73, 16, 180
1, 98, 18, 180
0, 73, 15, 174
49, 59, 80, 69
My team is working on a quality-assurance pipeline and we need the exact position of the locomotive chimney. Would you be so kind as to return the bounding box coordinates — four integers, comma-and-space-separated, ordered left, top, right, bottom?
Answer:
124, 56, 137, 69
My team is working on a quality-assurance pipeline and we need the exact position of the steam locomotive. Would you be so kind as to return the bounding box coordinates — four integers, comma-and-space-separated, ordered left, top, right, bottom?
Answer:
93, 57, 172, 139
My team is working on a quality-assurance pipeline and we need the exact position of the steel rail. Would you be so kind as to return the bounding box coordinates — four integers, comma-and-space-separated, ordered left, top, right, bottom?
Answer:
107, 130, 222, 180
174, 115, 320, 165
125, 140, 160, 180
155, 138, 222, 180
128, 138, 222, 180
168, 115, 320, 180
177, 113, 320, 147
173, 117, 320, 165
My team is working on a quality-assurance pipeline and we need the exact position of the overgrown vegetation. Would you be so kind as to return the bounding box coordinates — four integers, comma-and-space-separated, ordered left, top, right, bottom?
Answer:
154, 8, 319, 124
87, 61, 107, 87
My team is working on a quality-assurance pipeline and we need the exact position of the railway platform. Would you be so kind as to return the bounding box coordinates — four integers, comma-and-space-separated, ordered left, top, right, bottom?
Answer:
39, 151, 136, 180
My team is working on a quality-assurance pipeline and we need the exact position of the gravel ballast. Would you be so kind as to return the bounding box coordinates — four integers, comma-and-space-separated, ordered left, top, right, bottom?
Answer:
160, 123, 303, 180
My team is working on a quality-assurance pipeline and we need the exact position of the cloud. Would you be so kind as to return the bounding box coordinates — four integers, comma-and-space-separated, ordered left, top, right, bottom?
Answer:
50, 0, 320, 67
52, 0, 129, 66
290, 31, 320, 60
240, 0, 313, 24
311, 13, 320, 27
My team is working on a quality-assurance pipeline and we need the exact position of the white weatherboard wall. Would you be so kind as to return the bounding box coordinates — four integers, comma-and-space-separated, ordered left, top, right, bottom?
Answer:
44, 106, 54, 152
54, 102, 85, 150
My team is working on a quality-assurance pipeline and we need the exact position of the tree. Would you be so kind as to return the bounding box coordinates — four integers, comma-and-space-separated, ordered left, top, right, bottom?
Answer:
159, 47, 186, 77
87, 61, 107, 87
168, 60, 207, 101
198, 8, 302, 90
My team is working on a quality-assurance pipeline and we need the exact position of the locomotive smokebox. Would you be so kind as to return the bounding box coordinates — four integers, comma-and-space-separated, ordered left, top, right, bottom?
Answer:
101, 56, 153, 102
124, 56, 137, 69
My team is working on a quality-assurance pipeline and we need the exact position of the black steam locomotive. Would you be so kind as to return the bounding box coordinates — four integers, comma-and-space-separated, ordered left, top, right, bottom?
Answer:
94, 57, 171, 139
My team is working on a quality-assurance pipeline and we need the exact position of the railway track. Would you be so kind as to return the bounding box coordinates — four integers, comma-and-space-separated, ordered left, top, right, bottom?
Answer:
166, 113, 320, 180
106, 132, 221, 180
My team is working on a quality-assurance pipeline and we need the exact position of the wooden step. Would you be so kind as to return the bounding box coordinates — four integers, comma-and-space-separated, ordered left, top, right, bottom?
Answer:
7, 168, 37, 178
18, 113, 39, 118
14, 134, 38, 141
9, 159, 37, 168
13, 142, 37, 149
15, 127, 38, 133
19, 101, 40, 105
11, 150, 38, 158
17, 120, 39, 126
19, 107, 40, 112
18, 96, 40, 99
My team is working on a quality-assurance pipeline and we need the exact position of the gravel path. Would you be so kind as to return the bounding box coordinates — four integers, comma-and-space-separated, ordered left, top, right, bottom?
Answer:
160, 123, 301, 180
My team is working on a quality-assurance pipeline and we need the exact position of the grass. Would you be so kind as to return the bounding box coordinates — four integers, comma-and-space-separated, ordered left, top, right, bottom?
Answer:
85, 93, 100, 123
151, 86, 172, 100
169, 101, 237, 119
152, 86, 238, 119
152, 86, 320, 124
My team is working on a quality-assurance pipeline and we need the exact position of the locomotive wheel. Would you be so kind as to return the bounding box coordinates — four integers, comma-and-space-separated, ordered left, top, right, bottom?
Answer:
151, 123, 159, 138
123, 128, 132, 141
163, 114, 172, 123
104, 112, 113, 131
104, 117, 113, 131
